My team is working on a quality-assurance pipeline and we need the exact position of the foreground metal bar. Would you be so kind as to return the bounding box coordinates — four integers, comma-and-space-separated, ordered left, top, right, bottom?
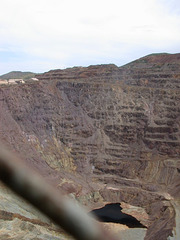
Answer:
0, 144, 120, 240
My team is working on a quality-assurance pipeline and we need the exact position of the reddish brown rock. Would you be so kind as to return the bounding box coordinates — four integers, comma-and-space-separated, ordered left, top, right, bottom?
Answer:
0, 53, 180, 239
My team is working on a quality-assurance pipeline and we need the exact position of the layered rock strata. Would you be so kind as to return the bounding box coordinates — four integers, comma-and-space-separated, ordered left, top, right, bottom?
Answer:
0, 53, 180, 239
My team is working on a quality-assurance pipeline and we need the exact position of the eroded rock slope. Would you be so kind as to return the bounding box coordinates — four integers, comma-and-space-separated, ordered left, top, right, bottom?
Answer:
0, 53, 180, 240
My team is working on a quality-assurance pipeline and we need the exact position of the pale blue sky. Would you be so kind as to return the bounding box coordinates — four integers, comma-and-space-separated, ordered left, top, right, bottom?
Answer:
0, 0, 180, 75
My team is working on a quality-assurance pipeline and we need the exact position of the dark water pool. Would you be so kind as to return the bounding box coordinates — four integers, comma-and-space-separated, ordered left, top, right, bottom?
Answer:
89, 203, 146, 228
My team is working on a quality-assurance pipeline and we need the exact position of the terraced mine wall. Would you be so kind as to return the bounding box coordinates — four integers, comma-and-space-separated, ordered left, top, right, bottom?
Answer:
0, 53, 180, 239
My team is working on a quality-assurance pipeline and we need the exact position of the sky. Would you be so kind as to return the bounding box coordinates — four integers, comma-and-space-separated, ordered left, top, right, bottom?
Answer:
0, 0, 180, 75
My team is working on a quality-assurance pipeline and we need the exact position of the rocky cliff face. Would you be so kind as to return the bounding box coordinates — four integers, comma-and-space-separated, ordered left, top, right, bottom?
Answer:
0, 53, 180, 240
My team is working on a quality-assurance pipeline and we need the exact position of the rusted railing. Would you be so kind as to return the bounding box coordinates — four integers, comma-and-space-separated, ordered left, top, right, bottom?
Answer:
0, 143, 120, 240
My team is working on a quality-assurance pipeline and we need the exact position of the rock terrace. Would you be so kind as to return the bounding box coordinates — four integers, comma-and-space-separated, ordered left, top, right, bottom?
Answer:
0, 53, 180, 240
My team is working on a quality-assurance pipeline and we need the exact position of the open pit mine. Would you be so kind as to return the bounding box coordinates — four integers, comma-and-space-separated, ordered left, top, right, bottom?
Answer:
0, 53, 180, 240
